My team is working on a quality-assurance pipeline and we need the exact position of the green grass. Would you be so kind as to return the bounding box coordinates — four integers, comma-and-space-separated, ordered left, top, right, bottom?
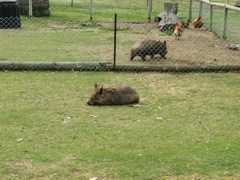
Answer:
1, 0, 239, 62
0, 28, 114, 62
49, 0, 178, 22
0, 72, 240, 179
0, 1, 239, 179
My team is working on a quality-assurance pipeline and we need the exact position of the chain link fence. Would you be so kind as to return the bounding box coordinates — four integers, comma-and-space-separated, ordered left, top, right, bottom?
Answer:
0, 0, 239, 72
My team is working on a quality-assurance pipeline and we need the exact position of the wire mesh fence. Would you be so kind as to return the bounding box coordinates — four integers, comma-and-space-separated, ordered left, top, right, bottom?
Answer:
0, 0, 239, 72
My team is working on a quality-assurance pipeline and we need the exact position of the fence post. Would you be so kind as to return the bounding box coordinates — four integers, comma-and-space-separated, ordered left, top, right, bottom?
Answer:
113, 14, 117, 68
189, 0, 192, 21
90, 0, 93, 21
71, 0, 73, 7
222, 6, 228, 39
148, 0, 152, 22
209, 0, 213, 31
199, 0, 203, 17
29, 0, 32, 19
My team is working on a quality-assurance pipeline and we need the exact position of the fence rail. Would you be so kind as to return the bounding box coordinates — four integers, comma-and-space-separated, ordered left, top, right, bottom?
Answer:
201, 0, 240, 11
195, 0, 240, 39
191, 0, 240, 42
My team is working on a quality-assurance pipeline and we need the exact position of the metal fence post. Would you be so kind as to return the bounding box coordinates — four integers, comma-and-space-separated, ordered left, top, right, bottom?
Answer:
147, 0, 152, 22
189, 0, 192, 21
209, 0, 213, 32
90, 0, 93, 21
199, 0, 203, 17
29, 0, 32, 19
113, 14, 117, 68
223, 5, 228, 39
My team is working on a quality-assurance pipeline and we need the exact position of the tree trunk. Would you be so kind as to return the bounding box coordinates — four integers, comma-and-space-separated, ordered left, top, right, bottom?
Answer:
164, 3, 178, 14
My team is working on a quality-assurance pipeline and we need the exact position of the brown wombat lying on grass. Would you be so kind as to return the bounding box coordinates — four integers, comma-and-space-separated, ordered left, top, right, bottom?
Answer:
87, 84, 140, 106
130, 40, 167, 61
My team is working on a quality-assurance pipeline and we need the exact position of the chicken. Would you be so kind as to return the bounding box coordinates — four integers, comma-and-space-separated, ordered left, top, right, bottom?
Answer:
174, 23, 182, 40
193, 16, 203, 29
182, 19, 191, 29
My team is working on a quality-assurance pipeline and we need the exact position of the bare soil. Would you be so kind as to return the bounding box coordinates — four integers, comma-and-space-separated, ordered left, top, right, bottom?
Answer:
115, 22, 240, 67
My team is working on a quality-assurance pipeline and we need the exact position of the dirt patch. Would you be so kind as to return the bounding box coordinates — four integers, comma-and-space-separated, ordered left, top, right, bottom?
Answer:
114, 22, 240, 66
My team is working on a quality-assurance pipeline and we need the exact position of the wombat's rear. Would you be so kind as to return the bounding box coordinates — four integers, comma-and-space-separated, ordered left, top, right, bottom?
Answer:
130, 40, 167, 61
87, 84, 140, 106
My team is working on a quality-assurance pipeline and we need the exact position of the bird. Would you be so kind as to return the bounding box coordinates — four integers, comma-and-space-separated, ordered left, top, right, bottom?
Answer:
193, 16, 203, 29
182, 19, 191, 29
174, 23, 183, 40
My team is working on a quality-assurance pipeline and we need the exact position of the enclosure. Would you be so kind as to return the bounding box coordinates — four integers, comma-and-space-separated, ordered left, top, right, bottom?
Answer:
0, 0, 239, 71
1, 1, 240, 179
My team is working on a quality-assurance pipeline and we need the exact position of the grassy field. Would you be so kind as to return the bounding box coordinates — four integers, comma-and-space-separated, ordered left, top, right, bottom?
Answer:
1, 0, 239, 64
0, 1, 239, 179
0, 0, 192, 63
0, 71, 240, 179
50, 0, 190, 22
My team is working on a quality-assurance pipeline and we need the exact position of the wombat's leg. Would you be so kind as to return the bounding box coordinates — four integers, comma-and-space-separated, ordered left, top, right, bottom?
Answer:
150, 55, 154, 59
141, 55, 146, 61
130, 55, 134, 61
130, 52, 137, 61
160, 54, 167, 59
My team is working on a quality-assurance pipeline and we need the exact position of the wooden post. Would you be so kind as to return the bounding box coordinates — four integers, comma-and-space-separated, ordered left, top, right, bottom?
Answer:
223, 6, 228, 39
164, 3, 178, 14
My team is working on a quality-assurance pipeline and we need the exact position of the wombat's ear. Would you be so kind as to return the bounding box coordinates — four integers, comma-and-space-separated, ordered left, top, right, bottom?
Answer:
95, 84, 98, 89
99, 87, 104, 94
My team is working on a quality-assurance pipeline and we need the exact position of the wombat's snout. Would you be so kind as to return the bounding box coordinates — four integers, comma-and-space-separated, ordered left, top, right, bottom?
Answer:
87, 100, 92, 105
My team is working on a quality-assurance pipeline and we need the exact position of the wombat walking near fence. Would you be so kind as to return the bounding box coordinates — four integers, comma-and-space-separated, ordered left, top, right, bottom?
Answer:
130, 40, 167, 61
87, 84, 140, 106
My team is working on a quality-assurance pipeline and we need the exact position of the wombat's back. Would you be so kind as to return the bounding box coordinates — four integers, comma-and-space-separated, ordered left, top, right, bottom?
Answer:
115, 85, 138, 95
87, 85, 140, 106
130, 39, 167, 61
106, 85, 139, 105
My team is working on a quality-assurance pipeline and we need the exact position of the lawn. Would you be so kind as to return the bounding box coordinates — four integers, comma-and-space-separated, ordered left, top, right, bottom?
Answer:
0, 71, 239, 179
0, 1, 240, 178
1, 0, 239, 67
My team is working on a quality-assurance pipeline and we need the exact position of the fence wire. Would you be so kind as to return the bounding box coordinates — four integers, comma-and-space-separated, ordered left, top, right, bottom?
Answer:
0, 0, 239, 72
